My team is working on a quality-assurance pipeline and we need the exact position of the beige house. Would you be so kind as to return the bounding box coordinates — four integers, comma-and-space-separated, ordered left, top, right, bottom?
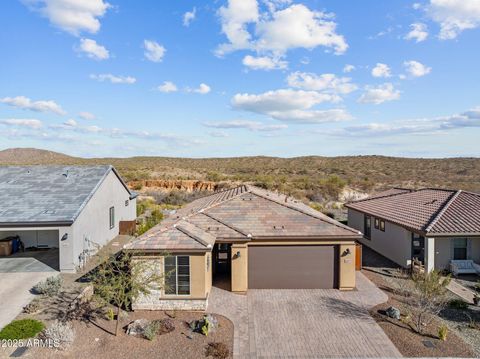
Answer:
126, 185, 362, 311
346, 188, 480, 273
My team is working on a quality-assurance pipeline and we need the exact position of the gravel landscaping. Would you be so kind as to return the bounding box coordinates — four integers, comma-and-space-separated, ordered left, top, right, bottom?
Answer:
2, 310, 233, 359
362, 246, 479, 358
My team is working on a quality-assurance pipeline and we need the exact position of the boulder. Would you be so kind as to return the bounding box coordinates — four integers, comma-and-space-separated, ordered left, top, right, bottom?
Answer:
126, 319, 149, 336
386, 306, 400, 320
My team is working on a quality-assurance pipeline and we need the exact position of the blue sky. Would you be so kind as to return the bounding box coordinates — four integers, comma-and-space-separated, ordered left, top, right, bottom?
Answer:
0, 0, 479, 158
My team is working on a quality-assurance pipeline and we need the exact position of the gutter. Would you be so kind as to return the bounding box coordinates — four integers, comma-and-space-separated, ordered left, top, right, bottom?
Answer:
0, 221, 73, 228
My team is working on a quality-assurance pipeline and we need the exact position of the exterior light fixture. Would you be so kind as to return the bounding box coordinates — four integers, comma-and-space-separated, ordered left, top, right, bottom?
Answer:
61, 233, 68, 241
236, 251, 241, 258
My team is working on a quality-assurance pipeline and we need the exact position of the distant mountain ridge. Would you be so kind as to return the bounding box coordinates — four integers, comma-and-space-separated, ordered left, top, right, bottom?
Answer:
0, 148, 80, 165
1, 148, 479, 193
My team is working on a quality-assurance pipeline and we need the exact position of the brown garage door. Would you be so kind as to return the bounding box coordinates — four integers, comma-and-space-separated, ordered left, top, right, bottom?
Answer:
248, 245, 338, 289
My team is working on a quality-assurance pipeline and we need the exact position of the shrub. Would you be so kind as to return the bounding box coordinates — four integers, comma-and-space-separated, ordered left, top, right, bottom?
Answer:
205, 342, 230, 359
438, 325, 448, 341
449, 299, 468, 309
106, 307, 115, 321
33, 276, 62, 296
143, 319, 175, 341
190, 315, 218, 336
0, 319, 45, 340
41, 320, 75, 350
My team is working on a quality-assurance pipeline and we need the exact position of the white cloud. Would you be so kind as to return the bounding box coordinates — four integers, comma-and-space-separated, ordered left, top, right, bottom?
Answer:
426, 0, 480, 39
231, 89, 350, 123
63, 119, 77, 127
343, 64, 355, 73
403, 60, 432, 77
22, 0, 111, 36
203, 120, 287, 132
90, 74, 136, 84
78, 111, 96, 120
158, 81, 178, 93
183, 7, 196, 27
208, 131, 230, 138
405, 23, 429, 42
143, 40, 166, 62
216, 1, 347, 57
0, 96, 66, 115
358, 83, 401, 105
371, 63, 392, 78
0, 118, 43, 129
242, 55, 287, 70
216, 0, 259, 55
333, 107, 480, 137
286, 72, 357, 94
188, 83, 211, 94
78, 38, 109, 60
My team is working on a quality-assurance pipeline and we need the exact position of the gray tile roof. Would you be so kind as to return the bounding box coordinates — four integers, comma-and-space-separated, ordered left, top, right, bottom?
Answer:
126, 185, 362, 251
0, 165, 131, 225
346, 188, 480, 236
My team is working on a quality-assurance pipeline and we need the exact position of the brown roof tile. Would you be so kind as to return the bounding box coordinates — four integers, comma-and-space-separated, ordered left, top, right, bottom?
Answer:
346, 188, 480, 236
127, 185, 361, 250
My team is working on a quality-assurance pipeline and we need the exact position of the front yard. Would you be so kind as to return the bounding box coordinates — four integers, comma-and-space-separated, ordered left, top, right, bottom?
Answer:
362, 246, 480, 358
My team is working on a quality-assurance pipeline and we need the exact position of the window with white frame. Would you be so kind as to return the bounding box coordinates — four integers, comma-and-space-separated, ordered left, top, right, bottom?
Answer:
164, 256, 190, 295
109, 206, 115, 229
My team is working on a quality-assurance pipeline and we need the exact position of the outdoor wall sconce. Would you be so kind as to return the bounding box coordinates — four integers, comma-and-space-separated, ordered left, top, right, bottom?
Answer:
235, 251, 241, 258
341, 248, 351, 257
61, 233, 68, 241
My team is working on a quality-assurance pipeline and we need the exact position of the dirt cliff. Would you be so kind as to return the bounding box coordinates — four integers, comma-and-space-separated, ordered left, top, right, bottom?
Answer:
129, 179, 218, 192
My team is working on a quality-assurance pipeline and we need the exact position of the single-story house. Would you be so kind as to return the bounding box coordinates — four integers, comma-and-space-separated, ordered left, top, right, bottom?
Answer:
346, 188, 480, 272
125, 185, 362, 311
0, 165, 137, 272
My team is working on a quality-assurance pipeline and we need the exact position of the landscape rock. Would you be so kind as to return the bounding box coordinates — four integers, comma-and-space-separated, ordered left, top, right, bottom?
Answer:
126, 319, 149, 336
386, 306, 401, 320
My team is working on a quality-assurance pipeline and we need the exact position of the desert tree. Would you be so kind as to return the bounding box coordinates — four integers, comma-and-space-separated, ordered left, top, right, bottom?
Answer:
88, 250, 165, 336
392, 269, 451, 335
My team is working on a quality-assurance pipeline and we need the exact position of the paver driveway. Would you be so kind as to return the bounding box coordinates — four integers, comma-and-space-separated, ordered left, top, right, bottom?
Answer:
208, 272, 401, 358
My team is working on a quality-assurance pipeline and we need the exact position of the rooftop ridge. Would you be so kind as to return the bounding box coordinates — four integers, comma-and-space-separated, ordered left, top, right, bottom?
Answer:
247, 186, 361, 235
174, 221, 214, 248
347, 188, 413, 205
425, 190, 462, 233
200, 212, 249, 237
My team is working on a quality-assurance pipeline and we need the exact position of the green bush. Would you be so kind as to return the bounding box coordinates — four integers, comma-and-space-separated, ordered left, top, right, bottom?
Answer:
33, 276, 62, 296
0, 319, 45, 340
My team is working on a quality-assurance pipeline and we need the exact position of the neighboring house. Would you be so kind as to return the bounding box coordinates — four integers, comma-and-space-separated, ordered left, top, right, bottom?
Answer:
346, 188, 480, 272
126, 185, 362, 311
0, 166, 137, 272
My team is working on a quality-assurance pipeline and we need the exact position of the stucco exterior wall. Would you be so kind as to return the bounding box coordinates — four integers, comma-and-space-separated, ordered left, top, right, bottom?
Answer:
132, 252, 211, 311
231, 243, 248, 292
339, 243, 356, 290
348, 208, 412, 268
69, 170, 136, 272
434, 237, 480, 271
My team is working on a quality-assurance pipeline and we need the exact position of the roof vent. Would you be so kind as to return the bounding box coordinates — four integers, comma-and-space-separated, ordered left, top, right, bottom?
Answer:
62, 170, 69, 178
273, 225, 285, 230
43, 210, 56, 215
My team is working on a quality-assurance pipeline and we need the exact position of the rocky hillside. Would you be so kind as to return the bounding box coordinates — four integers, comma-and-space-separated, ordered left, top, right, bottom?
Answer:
1, 148, 479, 200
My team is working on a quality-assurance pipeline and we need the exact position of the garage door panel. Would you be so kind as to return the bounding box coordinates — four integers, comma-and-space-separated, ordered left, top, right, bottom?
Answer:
248, 245, 338, 289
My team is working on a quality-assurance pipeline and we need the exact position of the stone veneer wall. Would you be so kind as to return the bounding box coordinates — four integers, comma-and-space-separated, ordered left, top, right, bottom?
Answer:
133, 289, 208, 311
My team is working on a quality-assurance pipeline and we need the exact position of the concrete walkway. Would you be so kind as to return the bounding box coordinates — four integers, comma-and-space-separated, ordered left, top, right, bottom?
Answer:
208, 272, 401, 358
447, 279, 477, 304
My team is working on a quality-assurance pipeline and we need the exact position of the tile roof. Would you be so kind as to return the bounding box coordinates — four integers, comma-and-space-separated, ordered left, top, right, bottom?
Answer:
127, 185, 362, 251
0, 165, 132, 225
346, 188, 480, 236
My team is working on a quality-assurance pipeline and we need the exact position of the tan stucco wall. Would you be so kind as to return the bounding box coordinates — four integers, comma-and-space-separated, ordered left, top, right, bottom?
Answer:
348, 208, 412, 268
231, 243, 248, 292
339, 243, 356, 290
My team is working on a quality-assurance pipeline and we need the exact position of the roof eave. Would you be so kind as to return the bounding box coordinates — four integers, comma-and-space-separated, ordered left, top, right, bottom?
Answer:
0, 220, 73, 228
